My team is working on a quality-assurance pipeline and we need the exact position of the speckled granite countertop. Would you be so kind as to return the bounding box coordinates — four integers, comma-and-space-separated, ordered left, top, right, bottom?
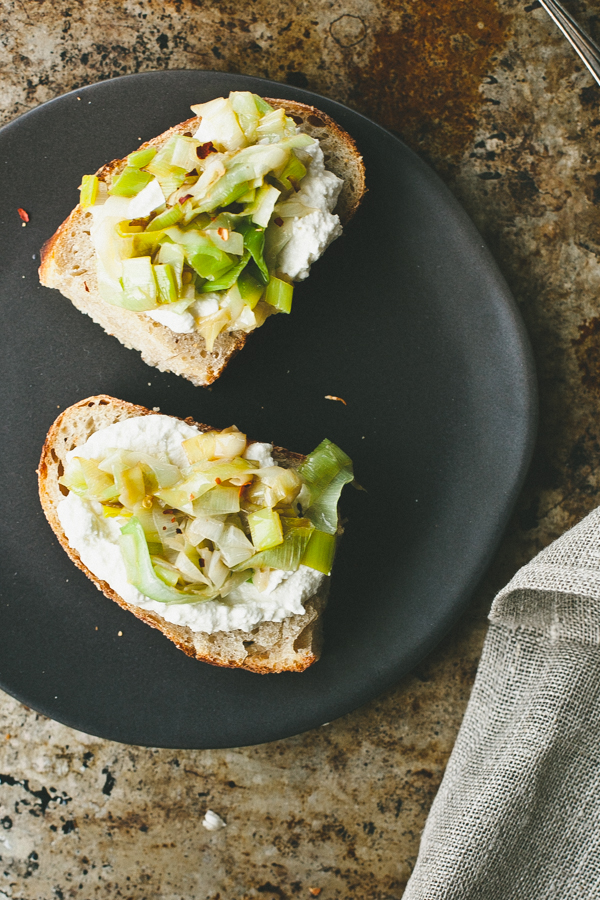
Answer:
1, 1, 599, 897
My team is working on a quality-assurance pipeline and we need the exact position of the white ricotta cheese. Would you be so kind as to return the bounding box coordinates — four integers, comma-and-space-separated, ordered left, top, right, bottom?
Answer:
56, 416, 324, 635
145, 305, 195, 334
276, 143, 343, 282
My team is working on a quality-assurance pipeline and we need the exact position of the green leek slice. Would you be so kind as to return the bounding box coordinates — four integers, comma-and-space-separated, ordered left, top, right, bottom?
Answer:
192, 485, 241, 516
264, 277, 293, 313
246, 183, 281, 228
230, 91, 261, 142
301, 529, 336, 574
237, 270, 264, 308
236, 519, 314, 572
79, 174, 99, 208
154, 264, 178, 304
119, 518, 214, 604
146, 204, 183, 231
109, 166, 154, 197
58, 457, 89, 496
169, 135, 203, 172
199, 250, 250, 293
248, 507, 283, 551
238, 221, 269, 284
119, 256, 158, 311
276, 152, 307, 192
127, 146, 157, 168
253, 94, 275, 114
156, 242, 184, 291
297, 439, 354, 534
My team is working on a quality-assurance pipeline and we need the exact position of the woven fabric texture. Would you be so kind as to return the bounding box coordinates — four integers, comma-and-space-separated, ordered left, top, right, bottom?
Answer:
404, 507, 600, 900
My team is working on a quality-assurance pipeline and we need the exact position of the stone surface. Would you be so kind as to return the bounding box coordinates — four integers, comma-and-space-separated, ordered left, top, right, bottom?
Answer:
2, 0, 600, 896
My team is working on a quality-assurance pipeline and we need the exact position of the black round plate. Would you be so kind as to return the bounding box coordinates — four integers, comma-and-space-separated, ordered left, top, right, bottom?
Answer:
0, 71, 536, 748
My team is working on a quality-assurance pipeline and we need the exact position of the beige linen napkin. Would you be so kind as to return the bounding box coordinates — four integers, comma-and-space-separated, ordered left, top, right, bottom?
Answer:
404, 507, 600, 899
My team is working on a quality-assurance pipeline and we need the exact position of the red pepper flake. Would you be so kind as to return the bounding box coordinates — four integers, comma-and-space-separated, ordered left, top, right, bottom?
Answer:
215, 478, 222, 485
83, 281, 90, 293
178, 194, 193, 205
217, 227, 229, 241
196, 141, 214, 159
309, 890, 322, 897
325, 395, 347, 405
17, 208, 29, 223
274, 217, 284, 227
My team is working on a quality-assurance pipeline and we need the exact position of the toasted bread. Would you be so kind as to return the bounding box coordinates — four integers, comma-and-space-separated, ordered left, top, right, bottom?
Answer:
38, 395, 329, 673
39, 99, 366, 387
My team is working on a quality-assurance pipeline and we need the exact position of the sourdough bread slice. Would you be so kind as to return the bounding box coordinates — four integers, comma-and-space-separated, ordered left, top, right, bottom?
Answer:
38, 395, 328, 673
39, 99, 365, 387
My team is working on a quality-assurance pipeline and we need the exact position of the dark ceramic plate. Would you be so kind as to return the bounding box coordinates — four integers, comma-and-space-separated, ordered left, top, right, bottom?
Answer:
0, 71, 536, 749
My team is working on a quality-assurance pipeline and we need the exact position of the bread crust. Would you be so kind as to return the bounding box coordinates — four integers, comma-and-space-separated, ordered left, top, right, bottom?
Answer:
38, 395, 328, 673
38, 99, 365, 386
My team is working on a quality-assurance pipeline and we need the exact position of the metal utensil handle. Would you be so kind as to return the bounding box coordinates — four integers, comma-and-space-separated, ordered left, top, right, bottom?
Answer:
539, 0, 600, 86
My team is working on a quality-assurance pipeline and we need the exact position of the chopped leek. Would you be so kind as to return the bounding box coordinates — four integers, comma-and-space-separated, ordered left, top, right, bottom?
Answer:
120, 256, 158, 311
264, 277, 293, 313
297, 439, 354, 534
109, 166, 154, 197
248, 507, 284, 551
199, 250, 250, 293
246, 183, 281, 228
253, 94, 275, 114
146, 204, 183, 231
79, 174, 99, 208
183, 429, 247, 463
154, 264, 178, 304
58, 457, 88, 496
276, 152, 307, 192
119, 518, 215, 604
237, 270, 264, 308
128, 147, 157, 168
238, 221, 269, 283
76, 422, 354, 611
230, 91, 261, 142
118, 464, 146, 509
301, 529, 336, 574
193, 485, 240, 516
237, 519, 314, 572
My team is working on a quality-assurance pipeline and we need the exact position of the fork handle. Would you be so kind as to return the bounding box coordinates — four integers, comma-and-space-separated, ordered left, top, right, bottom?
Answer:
539, 0, 600, 86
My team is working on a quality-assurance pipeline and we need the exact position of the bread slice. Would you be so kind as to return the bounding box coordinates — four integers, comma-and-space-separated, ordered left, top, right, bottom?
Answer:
38, 395, 329, 673
39, 99, 366, 387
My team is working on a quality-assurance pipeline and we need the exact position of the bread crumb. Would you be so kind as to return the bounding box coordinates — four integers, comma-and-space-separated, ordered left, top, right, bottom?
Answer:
118, 631, 123, 636
202, 809, 226, 831
309, 889, 322, 896
153, 407, 160, 412
325, 395, 346, 405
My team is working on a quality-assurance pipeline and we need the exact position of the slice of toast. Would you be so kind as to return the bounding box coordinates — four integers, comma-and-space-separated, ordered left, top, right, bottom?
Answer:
39, 99, 366, 387
38, 395, 329, 673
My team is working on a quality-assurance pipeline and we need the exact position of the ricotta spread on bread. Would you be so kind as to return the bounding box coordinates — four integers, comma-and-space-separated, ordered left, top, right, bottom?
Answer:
56, 415, 324, 634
